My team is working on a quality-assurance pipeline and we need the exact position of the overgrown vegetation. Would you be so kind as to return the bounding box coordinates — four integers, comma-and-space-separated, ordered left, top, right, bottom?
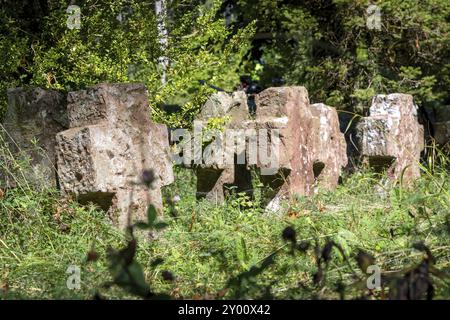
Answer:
1, 137, 449, 299
232, 0, 450, 114
0, 0, 449, 300
0, 0, 254, 128
1, 1, 449, 124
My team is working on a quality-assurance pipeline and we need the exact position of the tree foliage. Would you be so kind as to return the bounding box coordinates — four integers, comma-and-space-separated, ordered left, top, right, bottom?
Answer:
0, 0, 255, 127
229, 0, 449, 113
0, 0, 448, 122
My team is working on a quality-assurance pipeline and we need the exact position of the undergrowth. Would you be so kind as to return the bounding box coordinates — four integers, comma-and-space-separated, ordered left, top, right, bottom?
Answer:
0, 139, 449, 299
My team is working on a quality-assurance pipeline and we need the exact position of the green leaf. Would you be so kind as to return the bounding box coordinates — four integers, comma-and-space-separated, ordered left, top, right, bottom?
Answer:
147, 204, 158, 226
135, 222, 150, 230
116, 260, 151, 298
236, 236, 249, 269
153, 222, 169, 230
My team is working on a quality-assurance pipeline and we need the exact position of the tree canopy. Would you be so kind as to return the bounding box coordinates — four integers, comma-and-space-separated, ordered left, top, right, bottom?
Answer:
1, 0, 449, 124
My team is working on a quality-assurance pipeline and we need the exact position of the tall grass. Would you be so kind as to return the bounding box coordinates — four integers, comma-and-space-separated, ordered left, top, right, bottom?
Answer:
0, 131, 449, 299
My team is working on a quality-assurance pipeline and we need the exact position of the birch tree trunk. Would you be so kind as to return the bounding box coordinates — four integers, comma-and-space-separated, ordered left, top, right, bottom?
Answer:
155, 0, 169, 85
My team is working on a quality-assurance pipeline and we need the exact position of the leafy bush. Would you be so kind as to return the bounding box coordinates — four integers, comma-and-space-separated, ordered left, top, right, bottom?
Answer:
232, 0, 450, 113
0, 0, 254, 128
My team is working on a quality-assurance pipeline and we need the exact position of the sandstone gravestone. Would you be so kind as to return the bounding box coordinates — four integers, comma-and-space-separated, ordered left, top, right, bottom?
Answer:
254, 86, 315, 209
193, 91, 253, 203
198, 91, 249, 120
356, 94, 424, 183
310, 103, 348, 191
254, 88, 347, 209
1, 87, 68, 189
56, 83, 173, 228
189, 86, 348, 210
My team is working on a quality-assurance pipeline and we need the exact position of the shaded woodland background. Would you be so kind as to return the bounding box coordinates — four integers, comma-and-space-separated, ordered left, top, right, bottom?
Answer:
1, 0, 449, 127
